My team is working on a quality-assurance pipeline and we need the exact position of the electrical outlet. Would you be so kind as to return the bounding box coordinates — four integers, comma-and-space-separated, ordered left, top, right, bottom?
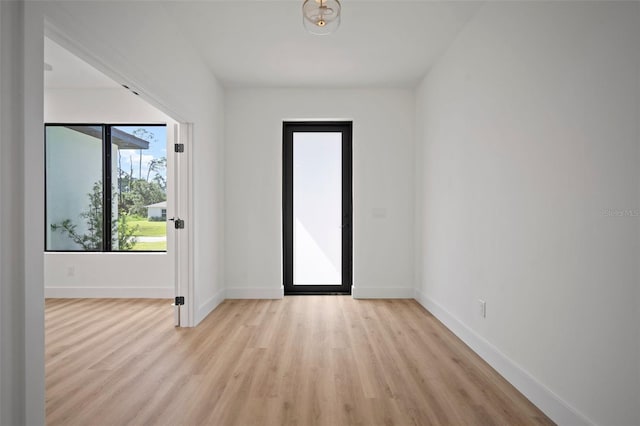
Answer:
478, 299, 486, 318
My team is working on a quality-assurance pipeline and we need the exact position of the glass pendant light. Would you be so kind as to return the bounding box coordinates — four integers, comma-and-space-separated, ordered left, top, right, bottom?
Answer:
302, 0, 341, 35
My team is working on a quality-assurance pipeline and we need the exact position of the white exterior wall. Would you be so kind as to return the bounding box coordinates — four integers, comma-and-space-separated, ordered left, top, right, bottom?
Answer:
147, 206, 165, 220
224, 88, 415, 298
414, 2, 640, 425
45, 127, 102, 250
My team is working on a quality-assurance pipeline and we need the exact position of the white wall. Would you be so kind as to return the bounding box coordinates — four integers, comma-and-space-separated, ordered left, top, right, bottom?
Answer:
45, 88, 175, 124
225, 89, 414, 298
415, 2, 640, 425
0, 2, 28, 423
191, 82, 226, 323
45, 253, 173, 298
41, 1, 226, 326
44, 87, 177, 299
24, 1, 47, 423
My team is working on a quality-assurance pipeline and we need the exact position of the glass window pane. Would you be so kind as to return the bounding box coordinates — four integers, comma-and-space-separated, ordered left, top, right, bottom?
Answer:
46, 125, 104, 251
111, 125, 167, 251
293, 132, 342, 285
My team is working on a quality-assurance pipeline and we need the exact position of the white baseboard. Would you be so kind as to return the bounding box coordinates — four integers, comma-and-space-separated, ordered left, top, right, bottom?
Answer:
225, 286, 284, 299
352, 286, 415, 299
194, 287, 226, 326
44, 286, 173, 299
414, 289, 593, 426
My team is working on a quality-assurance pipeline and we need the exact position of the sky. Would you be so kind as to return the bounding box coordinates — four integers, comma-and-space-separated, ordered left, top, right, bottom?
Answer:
115, 125, 167, 182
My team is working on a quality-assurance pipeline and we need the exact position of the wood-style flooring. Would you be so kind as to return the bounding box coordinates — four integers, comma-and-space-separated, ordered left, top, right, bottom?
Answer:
46, 297, 554, 425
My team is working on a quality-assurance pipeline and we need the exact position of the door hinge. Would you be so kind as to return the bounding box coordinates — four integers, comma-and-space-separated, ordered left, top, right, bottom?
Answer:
174, 143, 184, 153
175, 296, 185, 306
170, 217, 185, 229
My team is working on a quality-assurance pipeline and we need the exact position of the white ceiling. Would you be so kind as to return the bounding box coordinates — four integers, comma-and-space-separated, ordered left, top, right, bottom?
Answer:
164, 1, 483, 88
44, 1, 483, 89
44, 37, 120, 89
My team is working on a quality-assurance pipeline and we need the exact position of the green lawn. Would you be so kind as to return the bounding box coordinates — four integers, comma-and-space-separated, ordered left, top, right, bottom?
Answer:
130, 219, 167, 237
132, 241, 167, 251
128, 219, 167, 251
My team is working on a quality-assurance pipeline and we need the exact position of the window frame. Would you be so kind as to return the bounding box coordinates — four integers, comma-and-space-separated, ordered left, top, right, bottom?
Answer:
44, 122, 168, 253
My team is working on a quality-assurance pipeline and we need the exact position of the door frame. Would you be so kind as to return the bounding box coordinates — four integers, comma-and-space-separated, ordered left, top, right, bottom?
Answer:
171, 122, 194, 326
282, 121, 353, 295
44, 23, 195, 326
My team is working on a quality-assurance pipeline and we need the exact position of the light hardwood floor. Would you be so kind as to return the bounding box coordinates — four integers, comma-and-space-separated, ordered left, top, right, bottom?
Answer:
46, 297, 553, 425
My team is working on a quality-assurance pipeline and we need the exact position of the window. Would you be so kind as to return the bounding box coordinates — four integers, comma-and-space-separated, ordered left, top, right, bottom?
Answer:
45, 124, 168, 252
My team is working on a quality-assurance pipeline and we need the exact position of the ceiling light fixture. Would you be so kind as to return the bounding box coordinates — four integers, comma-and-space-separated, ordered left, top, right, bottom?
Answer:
303, 0, 341, 35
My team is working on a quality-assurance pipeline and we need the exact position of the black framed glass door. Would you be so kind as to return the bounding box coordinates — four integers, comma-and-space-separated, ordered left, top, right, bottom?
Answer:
283, 121, 353, 295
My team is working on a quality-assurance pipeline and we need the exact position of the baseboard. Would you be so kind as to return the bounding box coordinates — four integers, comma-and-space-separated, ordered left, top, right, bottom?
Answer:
414, 289, 593, 426
194, 287, 226, 326
352, 286, 415, 299
44, 286, 173, 299
225, 286, 284, 299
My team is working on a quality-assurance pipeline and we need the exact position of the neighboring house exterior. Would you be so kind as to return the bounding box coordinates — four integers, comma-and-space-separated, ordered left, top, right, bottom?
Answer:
146, 201, 167, 220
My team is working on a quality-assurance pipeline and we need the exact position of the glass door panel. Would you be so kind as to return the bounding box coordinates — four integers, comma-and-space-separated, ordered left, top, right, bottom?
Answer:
293, 132, 342, 285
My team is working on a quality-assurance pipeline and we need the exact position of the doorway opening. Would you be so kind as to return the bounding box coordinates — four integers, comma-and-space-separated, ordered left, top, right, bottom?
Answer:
283, 121, 353, 295
43, 34, 192, 325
